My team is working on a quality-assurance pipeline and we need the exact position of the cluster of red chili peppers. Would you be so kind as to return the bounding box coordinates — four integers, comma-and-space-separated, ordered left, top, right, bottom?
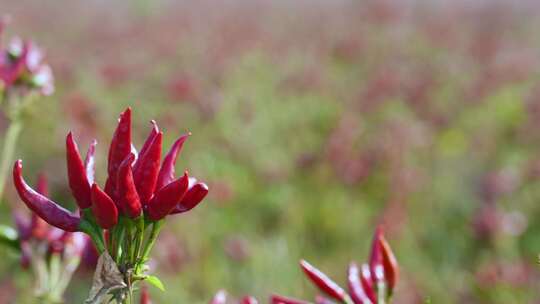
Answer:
13, 107, 208, 301
0, 19, 53, 97
210, 227, 398, 304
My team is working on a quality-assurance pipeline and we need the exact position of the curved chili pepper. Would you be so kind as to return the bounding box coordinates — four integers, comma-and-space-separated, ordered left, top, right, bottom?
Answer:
66, 132, 92, 208
13, 160, 81, 232
241, 296, 259, 304
147, 172, 189, 221
91, 183, 118, 229
270, 294, 310, 304
85, 139, 97, 185
31, 173, 50, 239
133, 132, 162, 205
155, 133, 190, 191
380, 235, 398, 294
300, 259, 347, 302
107, 107, 132, 193
116, 154, 142, 218
360, 264, 376, 303
170, 181, 208, 214
210, 290, 227, 304
348, 262, 373, 304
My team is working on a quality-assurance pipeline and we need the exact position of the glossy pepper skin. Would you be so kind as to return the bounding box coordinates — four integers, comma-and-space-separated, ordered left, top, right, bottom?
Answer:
170, 178, 209, 214
30, 173, 50, 239
106, 108, 132, 199
146, 172, 189, 221
85, 139, 97, 185
348, 263, 373, 304
13, 160, 81, 232
91, 184, 118, 229
133, 130, 162, 205
380, 236, 398, 293
300, 259, 347, 302
66, 132, 92, 209
155, 133, 190, 191
116, 154, 142, 218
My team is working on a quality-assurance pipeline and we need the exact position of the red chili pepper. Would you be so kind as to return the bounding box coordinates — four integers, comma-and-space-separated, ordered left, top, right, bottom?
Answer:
270, 294, 310, 304
85, 139, 97, 185
170, 180, 208, 214
91, 183, 118, 229
360, 264, 376, 303
107, 107, 132, 194
380, 235, 398, 294
369, 226, 384, 283
140, 285, 152, 304
241, 296, 259, 304
133, 131, 162, 205
348, 262, 373, 304
147, 172, 189, 221
31, 173, 50, 239
300, 259, 347, 302
66, 132, 92, 208
13, 160, 81, 232
210, 290, 227, 304
137, 120, 159, 160
116, 154, 142, 218
155, 133, 190, 191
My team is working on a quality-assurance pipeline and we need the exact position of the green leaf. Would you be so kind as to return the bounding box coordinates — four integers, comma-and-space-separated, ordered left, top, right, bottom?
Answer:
146, 275, 165, 291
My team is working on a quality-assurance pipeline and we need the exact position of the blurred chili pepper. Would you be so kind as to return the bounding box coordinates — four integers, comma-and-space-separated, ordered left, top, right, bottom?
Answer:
271, 294, 310, 304
140, 286, 152, 304
348, 263, 373, 304
300, 259, 348, 302
210, 290, 227, 304
379, 235, 398, 295
241, 296, 258, 304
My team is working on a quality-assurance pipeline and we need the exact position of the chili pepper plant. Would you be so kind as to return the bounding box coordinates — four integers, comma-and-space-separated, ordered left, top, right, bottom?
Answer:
13, 107, 208, 303
211, 227, 398, 304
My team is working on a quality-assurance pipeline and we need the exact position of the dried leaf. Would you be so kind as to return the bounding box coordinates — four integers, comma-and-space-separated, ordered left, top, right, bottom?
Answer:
85, 252, 126, 304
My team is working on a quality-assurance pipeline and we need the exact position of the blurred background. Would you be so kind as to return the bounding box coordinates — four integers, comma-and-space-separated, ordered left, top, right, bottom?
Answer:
1, 0, 540, 303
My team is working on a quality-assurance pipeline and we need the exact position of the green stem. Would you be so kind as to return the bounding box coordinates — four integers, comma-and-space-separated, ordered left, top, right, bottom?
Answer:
0, 119, 22, 200
140, 220, 164, 262
80, 220, 105, 254
377, 281, 387, 304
